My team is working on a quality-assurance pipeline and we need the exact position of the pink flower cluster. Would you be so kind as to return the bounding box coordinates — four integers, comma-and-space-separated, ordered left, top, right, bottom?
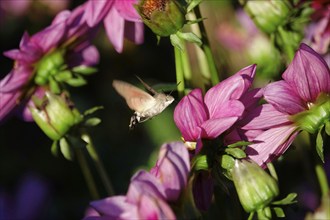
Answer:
85, 142, 190, 219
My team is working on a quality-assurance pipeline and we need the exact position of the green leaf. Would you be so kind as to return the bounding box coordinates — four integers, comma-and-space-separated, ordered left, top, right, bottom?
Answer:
54, 70, 72, 81
170, 34, 184, 51
66, 76, 87, 87
84, 117, 101, 127
272, 193, 297, 205
316, 126, 325, 163
227, 141, 252, 148
84, 106, 104, 116
59, 137, 74, 161
220, 154, 235, 171
51, 140, 59, 157
177, 31, 202, 46
72, 65, 97, 75
225, 148, 246, 159
49, 77, 61, 94
187, 0, 203, 12
273, 207, 285, 218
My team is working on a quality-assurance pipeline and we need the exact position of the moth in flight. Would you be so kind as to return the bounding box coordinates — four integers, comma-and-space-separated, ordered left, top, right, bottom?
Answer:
112, 77, 175, 129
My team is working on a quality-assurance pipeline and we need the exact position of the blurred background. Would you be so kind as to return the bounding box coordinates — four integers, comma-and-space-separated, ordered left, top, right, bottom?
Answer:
0, 0, 329, 219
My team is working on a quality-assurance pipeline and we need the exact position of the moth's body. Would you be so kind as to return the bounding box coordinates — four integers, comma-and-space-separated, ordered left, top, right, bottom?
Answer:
112, 79, 174, 129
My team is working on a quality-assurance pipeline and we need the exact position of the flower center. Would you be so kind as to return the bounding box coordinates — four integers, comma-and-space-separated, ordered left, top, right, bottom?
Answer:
141, 0, 168, 19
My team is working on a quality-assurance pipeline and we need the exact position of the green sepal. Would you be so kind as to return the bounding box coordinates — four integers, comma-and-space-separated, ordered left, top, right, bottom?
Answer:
186, 17, 206, 25
272, 193, 297, 205
84, 106, 104, 116
220, 154, 235, 171
248, 212, 255, 220
227, 141, 251, 148
225, 148, 246, 159
177, 31, 202, 46
72, 65, 97, 75
316, 126, 325, 163
192, 154, 208, 171
51, 140, 59, 157
54, 70, 72, 81
84, 117, 102, 127
325, 121, 330, 136
59, 137, 74, 161
187, 0, 202, 12
66, 75, 87, 87
49, 77, 61, 94
170, 33, 185, 51
273, 207, 285, 218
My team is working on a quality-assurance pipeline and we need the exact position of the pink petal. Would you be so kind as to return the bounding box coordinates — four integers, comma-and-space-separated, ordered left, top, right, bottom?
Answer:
241, 104, 292, 130
0, 66, 31, 93
124, 21, 144, 45
246, 125, 299, 167
201, 116, 239, 139
209, 99, 245, 119
30, 21, 67, 53
240, 88, 263, 111
150, 142, 190, 201
90, 196, 138, 219
138, 195, 176, 220
104, 8, 125, 53
126, 171, 166, 204
283, 43, 330, 102
204, 64, 256, 118
84, 0, 114, 26
265, 80, 307, 115
51, 10, 71, 25
0, 91, 22, 122
114, 0, 141, 22
174, 89, 208, 141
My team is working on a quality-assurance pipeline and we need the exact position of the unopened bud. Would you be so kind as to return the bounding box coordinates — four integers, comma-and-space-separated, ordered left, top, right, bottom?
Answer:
232, 160, 279, 212
244, 0, 291, 34
30, 92, 83, 140
136, 0, 186, 36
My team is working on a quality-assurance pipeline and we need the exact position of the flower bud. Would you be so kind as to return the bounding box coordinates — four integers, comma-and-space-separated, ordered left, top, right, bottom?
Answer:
244, 0, 291, 34
232, 160, 279, 212
136, 0, 186, 36
30, 92, 83, 140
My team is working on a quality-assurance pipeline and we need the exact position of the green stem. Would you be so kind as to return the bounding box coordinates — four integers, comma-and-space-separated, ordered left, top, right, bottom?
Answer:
82, 133, 115, 196
180, 44, 192, 82
175, 46, 185, 97
75, 148, 99, 199
194, 6, 219, 86
310, 134, 329, 198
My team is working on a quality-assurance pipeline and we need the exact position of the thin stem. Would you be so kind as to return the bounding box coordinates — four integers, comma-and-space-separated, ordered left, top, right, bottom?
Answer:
174, 46, 185, 97
194, 6, 219, 86
82, 133, 115, 196
310, 134, 329, 198
315, 163, 329, 197
75, 148, 100, 199
180, 44, 192, 82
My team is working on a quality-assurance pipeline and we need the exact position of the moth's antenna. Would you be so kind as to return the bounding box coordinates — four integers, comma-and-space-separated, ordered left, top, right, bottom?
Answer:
168, 81, 182, 96
135, 75, 158, 95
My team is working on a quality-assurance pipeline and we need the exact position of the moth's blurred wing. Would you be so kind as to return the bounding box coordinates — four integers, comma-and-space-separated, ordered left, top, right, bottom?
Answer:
112, 80, 155, 112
